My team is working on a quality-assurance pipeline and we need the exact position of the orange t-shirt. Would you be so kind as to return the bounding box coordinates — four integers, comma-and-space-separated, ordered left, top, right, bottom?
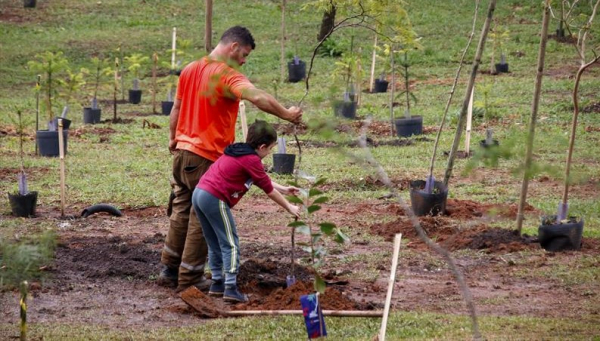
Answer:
175, 57, 253, 161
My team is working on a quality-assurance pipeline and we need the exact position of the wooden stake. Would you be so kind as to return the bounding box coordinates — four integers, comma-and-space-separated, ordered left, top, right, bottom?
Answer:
465, 87, 474, 155
239, 101, 248, 142
369, 35, 378, 93
58, 119, 66, 218
114, 57, 118, 121
378, 233, 402, 341
171, 27, 177, 70
152, 53, 158, 115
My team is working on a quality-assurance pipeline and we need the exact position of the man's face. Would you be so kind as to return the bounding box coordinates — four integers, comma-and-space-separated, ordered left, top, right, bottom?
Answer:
229, 42, 253, 66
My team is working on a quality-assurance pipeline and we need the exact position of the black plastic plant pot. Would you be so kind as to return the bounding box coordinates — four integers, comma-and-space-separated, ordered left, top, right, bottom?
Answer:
8, 191, 38, 218
52, 117, 71, 130
373, 79, 389, 93
409, 180, 448, 216
288, 60, 306, 83
272, 153, 295, 174
161, 101, 174, 116
495, 63, 509, 73
36, 130, 68, 157
83, 107, 101, 124
333, 100, 357, 120
395, 115, 423, 138
538, 216, 584, 252
479, 139, 499, 149
128, 89, 142, 104
23, 0, 36, 8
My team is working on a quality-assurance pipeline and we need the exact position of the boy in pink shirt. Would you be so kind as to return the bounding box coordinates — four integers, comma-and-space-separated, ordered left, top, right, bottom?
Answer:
192, 120, 300, 302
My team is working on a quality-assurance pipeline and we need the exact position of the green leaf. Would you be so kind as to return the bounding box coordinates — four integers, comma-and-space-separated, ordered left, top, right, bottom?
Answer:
314, 274, 326, 294
288, 220, 306, 228
319, 222, 336, 235
314, 177, 327, 186
308, 188, 323, 197
334, 229, 350, 244
307, 205, 321, 214
287, 195, 303, 204
312, 196, 329, 204
295, 225, 311, 235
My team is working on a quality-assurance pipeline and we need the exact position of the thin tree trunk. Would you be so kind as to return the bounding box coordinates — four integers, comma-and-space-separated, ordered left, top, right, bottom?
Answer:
204, 0, 213, 53
427, 0, 480, 189
516, 1, 551, 234
280, 0, 286, 82
561, 56, 600, 211
389, 48, 395, 137
561, 0, 600, 217
443, 0, 496, 186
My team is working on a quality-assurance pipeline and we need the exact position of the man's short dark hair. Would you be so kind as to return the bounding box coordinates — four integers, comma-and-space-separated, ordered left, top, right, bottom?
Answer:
246, 120, 277, 149
220, 26, 256, 50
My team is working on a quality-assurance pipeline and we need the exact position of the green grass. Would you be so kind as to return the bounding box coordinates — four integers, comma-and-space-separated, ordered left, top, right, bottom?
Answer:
2, 0, 600, 338
0, 311, 597, 340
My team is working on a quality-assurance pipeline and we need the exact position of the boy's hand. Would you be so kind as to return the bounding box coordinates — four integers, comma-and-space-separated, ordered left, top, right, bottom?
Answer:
288, 204, 300, 218
283, 186, 300, 196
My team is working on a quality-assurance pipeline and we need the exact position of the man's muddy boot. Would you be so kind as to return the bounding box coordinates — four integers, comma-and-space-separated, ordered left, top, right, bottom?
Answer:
223, 284, 248, 303
157, 265, 178, 288
176, 276, 211, 293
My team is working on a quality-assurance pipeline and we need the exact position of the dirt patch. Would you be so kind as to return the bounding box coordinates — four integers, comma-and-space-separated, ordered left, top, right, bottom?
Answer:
370, 199, 539, 253
2, 195, 600, 331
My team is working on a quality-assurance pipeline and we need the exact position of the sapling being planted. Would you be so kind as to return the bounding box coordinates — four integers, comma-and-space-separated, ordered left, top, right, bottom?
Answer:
286, 173, 349, 293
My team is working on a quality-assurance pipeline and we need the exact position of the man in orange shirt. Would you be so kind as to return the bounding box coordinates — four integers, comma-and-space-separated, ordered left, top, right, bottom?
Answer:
159, 26, 302, 292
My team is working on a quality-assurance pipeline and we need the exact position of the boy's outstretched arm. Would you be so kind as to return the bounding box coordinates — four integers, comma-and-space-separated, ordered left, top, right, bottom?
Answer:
272, 181, 300, 196
267, 188, 300, 218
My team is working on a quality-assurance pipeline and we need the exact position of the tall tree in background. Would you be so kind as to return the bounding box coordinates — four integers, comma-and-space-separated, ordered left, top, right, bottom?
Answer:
317, 4, 336, 42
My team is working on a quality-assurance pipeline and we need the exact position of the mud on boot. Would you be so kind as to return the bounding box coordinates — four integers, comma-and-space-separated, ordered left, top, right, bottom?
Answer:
223, 284, 248, 303
156, 265, 178, 288
208, 280, 224, 296
176, 276, 211, 293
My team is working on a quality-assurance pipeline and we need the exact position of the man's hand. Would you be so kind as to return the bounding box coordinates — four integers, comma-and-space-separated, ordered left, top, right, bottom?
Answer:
287, 106, 303, 124
168, 139, 177, 153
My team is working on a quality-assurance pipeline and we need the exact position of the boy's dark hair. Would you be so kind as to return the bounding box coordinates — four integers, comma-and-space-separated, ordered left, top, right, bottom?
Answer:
220, 26, 256, 50
246, 120, 277, 149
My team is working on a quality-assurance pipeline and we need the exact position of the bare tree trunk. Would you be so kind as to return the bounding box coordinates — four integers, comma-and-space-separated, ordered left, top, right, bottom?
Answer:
281, 0, 286, 82
427, 0, 480, 189
204, 0, 213, 53
317, 5, 336, 42
443, 0, 496, 186
516, 1, 551, 234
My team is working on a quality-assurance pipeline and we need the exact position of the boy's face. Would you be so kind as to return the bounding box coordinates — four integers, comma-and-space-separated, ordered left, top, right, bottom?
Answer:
256, 142, 276, 159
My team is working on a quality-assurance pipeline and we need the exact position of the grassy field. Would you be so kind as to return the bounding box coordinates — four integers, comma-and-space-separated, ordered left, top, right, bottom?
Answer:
1, 0, 600, 339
